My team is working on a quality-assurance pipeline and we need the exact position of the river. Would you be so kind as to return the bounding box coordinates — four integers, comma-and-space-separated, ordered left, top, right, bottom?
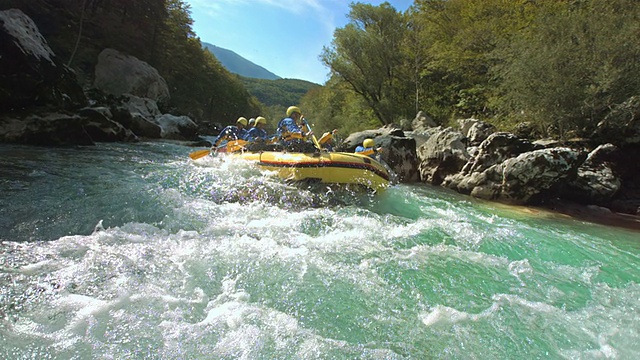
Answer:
1, 142, 638, 359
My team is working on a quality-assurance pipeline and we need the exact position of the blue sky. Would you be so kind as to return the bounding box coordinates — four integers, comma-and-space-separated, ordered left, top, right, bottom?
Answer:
184, 0, 414, 85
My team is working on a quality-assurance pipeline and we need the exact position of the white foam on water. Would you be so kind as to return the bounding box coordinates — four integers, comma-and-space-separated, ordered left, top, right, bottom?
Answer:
418, 284, 640, 357
491, 293, 560, 314
400, 242, 509, 269
557, 282, 640, 358
152, 270, 401, 359
15, 259, 60, 275
3, 168, 639, 358
420, 305, 472, 326
191, 154, 266, 180
386, 217, 431, 239
508, 259, 533, 285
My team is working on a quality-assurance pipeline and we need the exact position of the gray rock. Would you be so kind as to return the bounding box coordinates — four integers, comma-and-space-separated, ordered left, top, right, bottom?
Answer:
460, 132, 533, 175
342, 125, 419, 183
0, 111, 136, 145
565, 144, 621, 203
94, 48, 170, 104
466, 121, 497, 146
155, 114, 198, 140
416, 127, 469, 185
411, 111, 437, 132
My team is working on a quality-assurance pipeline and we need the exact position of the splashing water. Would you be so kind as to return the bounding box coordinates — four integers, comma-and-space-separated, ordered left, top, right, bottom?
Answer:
1, 142, 639, 359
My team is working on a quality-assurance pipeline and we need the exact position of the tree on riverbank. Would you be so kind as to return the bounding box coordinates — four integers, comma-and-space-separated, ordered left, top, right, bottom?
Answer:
3, 0, 638, 141
313, 0, 640, 140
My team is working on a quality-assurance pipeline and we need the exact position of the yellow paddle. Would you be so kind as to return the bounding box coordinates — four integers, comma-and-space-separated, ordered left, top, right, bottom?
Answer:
189, 149, 211, 160
188, 138, 251, 160
302, 118, 322, 151
226, 139, 248, 152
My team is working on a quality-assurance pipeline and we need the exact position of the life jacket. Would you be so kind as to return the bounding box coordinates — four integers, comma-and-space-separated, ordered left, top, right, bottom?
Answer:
246, 127, 268, 142
214, 125, 240, 146
237, 128, 248, 140
358, 148, 377, 156
277, 117, 305, 143
355, 146, 379, 158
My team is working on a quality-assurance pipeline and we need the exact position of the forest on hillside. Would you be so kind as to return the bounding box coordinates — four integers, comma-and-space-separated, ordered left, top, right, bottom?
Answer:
240, 78, 320, 127
2, 0, 638, 139
305, 0, 640, 138
0, 0, 264, 125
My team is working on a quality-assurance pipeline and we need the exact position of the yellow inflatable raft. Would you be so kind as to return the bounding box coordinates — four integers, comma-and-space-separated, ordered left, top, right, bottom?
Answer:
231, 151, 390, 192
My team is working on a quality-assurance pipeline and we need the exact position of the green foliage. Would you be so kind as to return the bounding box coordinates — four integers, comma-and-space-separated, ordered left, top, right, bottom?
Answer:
299, 77, 379, 138
320, 2, 412, 126
492, 0, 640, 138
408, 0, 544, 122
241, 78, 320, 107
315, 0, 640, 141
1, 0, 262, 127
5, 0, 639, 140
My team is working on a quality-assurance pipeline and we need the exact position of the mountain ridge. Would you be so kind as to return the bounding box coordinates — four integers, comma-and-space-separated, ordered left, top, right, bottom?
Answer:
201, 42, 320, 108
202, 42, 280, 80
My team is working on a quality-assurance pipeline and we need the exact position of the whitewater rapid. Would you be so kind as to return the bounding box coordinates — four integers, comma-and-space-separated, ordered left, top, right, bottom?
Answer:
1, 142, 639, 359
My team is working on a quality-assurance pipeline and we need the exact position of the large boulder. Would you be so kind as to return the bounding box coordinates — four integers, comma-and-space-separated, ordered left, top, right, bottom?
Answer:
416, 127, 469, 185
456, 118, 497, 146
444, 132, 534, 194
93, 48, 170, 104
0, 9, 86, 111
342, 125, 420, 182
106, 94, 163, 138
121, 94, 162, 120
109, 107, 162, 139
466, 121, 497, 146
497, 148, 584, 204
404, 126, 443, 149
398, 109, 640, 215
78, 110, 139, 143
460, 132, 534, 175
155, 114, 198, 141
459, 148, 584, 204
0, 111, 137, 146
564, 144, 622, 204
411, 111, 437, 132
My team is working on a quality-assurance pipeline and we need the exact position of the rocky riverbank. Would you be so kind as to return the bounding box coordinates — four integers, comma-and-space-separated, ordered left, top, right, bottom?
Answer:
340, 111, 639, 224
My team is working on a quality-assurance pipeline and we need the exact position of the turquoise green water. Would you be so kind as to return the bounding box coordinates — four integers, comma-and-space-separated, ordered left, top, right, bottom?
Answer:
1, 142, 639, 359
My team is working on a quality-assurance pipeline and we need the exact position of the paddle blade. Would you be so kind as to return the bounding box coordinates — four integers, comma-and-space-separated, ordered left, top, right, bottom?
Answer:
311, 134, 321, 150
189, 149, 211, 160
302, 118, 322, 151
226, 139, 248, 153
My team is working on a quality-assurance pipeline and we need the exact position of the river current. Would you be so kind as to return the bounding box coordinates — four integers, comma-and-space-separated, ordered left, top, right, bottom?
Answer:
1, 142, 638, 359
